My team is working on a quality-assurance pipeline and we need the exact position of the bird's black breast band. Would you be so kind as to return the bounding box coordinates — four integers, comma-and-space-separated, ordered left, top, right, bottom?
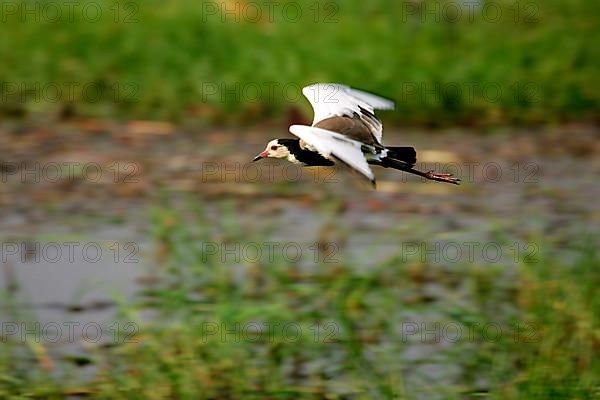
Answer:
278, 139, 335, 167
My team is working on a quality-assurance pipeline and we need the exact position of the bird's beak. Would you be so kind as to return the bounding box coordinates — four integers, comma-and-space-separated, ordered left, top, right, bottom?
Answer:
252, 151, 268, 162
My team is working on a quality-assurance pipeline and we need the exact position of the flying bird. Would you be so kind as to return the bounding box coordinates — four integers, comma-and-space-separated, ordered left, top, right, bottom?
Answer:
253, 83, 460, 186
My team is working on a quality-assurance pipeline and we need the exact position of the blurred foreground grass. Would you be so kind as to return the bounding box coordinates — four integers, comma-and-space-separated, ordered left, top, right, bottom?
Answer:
1, 203, 598, 399
1, 0, 598, 125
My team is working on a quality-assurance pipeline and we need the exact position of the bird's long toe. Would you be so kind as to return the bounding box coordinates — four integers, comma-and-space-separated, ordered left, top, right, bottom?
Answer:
425, 170, 461, 185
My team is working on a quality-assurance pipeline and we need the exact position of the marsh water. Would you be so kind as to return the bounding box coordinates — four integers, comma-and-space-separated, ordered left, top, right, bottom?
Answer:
1, 123, 598, 394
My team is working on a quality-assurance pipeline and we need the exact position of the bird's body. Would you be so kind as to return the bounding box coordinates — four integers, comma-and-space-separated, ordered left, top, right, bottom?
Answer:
253, 83, 459, 186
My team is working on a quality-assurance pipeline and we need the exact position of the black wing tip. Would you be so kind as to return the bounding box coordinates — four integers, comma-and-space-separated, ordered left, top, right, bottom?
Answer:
358, 105, 377, 119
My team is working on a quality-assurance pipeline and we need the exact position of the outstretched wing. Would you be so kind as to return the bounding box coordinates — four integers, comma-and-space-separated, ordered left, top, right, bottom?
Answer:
289, 124, 376, 184
302, 83, 394, 144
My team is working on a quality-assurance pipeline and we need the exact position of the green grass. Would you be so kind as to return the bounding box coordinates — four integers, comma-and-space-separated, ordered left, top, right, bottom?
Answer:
1, 203, 597, 399
1, 0, 598, 125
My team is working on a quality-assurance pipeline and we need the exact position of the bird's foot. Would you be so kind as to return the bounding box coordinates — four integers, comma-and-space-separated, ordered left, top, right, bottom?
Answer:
425, 170, 461, 185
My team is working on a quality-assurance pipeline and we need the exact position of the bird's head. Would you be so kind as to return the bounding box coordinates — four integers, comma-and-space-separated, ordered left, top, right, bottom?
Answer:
252, 139, 291, 162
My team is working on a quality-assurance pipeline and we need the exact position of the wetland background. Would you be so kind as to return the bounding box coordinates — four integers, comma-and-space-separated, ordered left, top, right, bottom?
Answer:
1, 1, 599, 399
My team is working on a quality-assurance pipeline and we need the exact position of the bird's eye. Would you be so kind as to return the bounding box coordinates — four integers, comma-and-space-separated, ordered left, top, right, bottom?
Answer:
270, 145, 278, 150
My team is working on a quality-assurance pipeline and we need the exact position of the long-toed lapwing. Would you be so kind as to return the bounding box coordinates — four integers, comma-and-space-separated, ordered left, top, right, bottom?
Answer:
253, 83, 460, 187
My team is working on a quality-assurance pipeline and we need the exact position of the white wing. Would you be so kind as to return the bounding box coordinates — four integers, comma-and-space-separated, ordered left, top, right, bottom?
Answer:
302, 83, 395, 143
289, 124, 375, 184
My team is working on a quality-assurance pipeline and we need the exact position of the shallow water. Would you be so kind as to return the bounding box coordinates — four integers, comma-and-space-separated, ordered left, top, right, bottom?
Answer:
1, 124, 599, 393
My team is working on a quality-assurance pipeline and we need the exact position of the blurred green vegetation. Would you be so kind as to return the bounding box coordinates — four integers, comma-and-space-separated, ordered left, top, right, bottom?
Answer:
1, 203, 598, 399
1, 0, 598, 125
